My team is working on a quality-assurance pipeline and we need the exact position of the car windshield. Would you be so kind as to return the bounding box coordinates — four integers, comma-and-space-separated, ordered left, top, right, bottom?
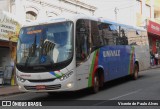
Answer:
16, 21, 73, 72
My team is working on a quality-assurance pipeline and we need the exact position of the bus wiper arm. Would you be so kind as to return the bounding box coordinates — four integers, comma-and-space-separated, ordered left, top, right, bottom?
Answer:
25, 56, 29, 67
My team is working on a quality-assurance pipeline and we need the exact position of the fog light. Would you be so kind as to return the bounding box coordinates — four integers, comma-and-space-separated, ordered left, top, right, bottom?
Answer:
18, 85, 22, 89
17, 76, 26, 82
67, 83, 72, 88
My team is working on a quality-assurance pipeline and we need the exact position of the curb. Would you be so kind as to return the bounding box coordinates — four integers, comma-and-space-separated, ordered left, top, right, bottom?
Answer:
0, 92, 24, 97
149, 66, 160, 69
0, 85, 24, 97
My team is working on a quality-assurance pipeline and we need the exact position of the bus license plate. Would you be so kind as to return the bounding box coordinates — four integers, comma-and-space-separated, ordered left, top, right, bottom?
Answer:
36, 85, 46, 90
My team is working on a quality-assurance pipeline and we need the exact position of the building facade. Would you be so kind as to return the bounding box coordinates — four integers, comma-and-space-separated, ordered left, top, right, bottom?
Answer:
143, 0, 160, 55
82, 0, 160, 55
10, 0, 96, 23
129, 0, 160, 63
0, 0, 96, 85
95, 0, 160, 56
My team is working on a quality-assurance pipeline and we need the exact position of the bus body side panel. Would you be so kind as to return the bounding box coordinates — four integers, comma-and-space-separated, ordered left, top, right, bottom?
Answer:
88, 45, 135, 87
99, 46, 135, 82
134, 45, 150, 71
76, 60, 90, 90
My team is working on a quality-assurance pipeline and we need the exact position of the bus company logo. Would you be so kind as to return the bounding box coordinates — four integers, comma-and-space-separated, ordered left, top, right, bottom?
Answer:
103, 50, 120, 57
20, 74, 31, 77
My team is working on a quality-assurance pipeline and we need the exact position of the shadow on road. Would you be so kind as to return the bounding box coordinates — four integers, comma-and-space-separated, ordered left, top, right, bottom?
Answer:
102, 74, 146, 90
31, 75, 146, 100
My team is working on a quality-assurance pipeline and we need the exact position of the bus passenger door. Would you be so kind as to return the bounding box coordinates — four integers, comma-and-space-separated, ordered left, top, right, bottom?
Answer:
75, 19, 90, 90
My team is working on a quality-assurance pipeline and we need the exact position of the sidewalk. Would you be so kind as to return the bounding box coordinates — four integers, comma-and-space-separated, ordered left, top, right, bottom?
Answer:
0, 85, 23, 97
0, 65, 160, 97
150, 64, 160, 69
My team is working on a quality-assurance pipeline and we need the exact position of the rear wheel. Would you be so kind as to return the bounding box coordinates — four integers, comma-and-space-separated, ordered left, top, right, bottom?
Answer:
132, 64, 139, 80
92, 73, 100, 93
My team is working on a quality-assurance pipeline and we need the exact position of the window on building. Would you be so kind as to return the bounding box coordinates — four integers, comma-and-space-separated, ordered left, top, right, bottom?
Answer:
11, 5, 16, 14
136, 0, 142, 14
26, 11, 37, 21
154, 13, 157, 18
47, 12, 57, 18
145, 4, 151, 18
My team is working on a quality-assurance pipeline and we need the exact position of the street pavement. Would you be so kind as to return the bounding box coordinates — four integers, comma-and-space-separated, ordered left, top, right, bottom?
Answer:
1, 66, 160, 109
0, 86, 22, 97
0, 65, 160, 97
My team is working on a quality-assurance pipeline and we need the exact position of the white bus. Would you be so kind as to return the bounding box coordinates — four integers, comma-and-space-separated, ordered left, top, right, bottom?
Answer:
16, 14, 150, 93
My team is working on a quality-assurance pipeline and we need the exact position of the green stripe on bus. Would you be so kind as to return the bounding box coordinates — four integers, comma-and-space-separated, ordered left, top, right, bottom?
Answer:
88, 50, 97, 87
55, 73, 61, 78
128, 46, 134, 74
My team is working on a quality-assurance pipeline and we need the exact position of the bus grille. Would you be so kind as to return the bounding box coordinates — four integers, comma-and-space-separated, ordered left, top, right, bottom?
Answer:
24, 84, 61, 90
28, 78, 56, 83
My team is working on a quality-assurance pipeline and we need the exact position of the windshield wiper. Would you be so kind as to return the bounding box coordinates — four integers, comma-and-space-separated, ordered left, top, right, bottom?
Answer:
25, 56, 29, 67
25, 35, 37, 66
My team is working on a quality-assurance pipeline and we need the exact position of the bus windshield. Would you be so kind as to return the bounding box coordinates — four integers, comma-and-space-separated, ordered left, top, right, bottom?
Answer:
16, 21, 73, 72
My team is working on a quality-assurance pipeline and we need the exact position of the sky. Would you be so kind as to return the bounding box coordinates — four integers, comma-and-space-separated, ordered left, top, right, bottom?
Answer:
80, 0, 136, 25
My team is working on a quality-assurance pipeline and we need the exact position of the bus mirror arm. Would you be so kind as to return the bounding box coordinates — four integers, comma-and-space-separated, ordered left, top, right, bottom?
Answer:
91, 46, 97, 53
91, 46, 102, 52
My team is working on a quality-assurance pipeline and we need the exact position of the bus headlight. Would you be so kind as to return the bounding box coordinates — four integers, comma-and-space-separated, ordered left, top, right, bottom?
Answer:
17, 76, 26, 82
60, 70, 73, 81
67, 82, 73, 88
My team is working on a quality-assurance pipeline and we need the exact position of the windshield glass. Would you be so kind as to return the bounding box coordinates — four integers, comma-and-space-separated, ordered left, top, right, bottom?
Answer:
16, 21, 73, 72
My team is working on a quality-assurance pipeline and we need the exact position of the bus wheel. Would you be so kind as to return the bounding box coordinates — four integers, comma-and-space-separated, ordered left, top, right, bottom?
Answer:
92, 73, 100, 93
132, 64, 139, 80
48, 92, 57, 96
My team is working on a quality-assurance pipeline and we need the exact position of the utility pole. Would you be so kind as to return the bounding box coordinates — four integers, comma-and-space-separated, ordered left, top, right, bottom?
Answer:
114, 7, 119, 22
76, 0, 78, 14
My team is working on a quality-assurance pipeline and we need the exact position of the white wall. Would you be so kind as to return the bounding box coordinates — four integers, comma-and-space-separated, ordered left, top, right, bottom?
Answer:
0, 0, 10, 12
10, 0, 95, 23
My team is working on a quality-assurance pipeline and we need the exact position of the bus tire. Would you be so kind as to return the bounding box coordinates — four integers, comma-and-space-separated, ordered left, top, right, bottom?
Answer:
99, 70, 104, 88
132, 64, 139, 80
92, 73, 100, 93
48, 92, 56, 96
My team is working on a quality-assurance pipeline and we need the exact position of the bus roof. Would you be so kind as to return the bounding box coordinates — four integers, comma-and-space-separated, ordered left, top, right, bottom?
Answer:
23, 14, 146, 31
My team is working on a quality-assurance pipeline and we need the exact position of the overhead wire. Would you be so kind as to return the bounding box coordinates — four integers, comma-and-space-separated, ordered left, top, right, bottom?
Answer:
98, 1, 136, 11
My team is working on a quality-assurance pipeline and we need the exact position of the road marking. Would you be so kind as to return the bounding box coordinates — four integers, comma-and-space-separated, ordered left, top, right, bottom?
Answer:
109, 89, 142, 100
93, 89, 142, 106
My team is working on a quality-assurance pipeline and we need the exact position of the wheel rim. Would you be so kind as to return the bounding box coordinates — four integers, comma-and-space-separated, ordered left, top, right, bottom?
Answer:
134, 66, 138, 79
94, 75, 99, 92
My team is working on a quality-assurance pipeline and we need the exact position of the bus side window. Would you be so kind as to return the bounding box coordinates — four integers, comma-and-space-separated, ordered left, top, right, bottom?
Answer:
91, 21, 104, 51
128, 30, 147, 46
118, 27, 128, 45
102, 23, 116, 45
76, 19, 90, 65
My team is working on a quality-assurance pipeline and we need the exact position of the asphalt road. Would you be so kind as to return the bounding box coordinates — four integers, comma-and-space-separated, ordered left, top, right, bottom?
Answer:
1, 68, 160, 109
